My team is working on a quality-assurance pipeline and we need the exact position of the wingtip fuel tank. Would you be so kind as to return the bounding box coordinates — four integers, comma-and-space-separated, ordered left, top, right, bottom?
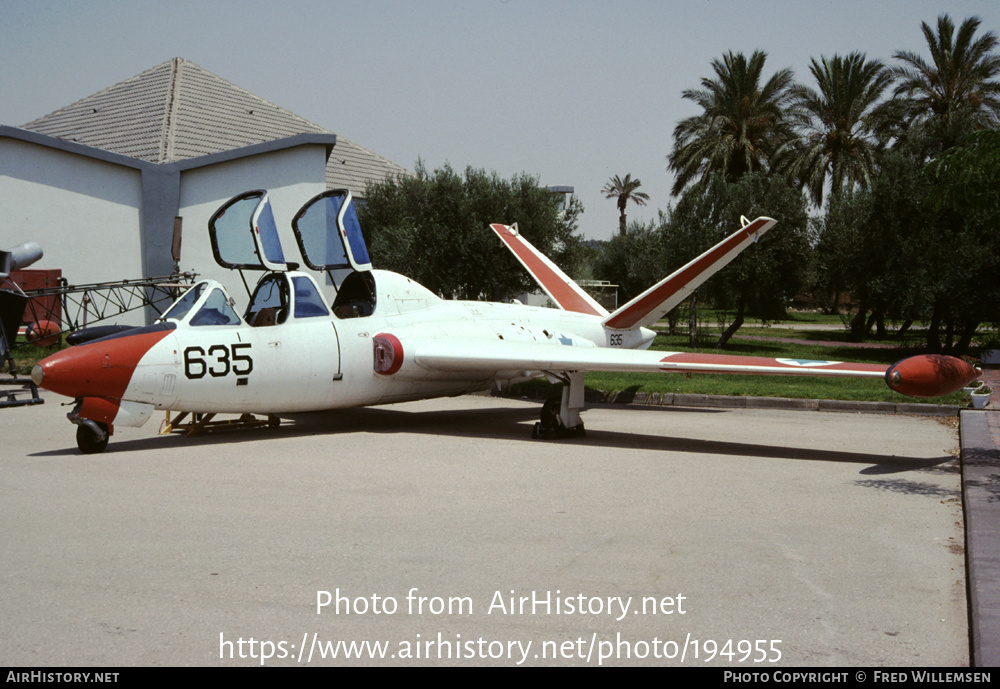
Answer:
885, 354, 981, 398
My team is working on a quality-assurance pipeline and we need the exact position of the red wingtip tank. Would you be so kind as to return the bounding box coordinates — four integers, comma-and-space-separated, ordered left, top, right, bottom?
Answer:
885, 354, 981, 398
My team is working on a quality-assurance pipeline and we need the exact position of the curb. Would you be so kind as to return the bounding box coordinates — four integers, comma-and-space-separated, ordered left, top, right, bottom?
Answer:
960, 410, 1000, 667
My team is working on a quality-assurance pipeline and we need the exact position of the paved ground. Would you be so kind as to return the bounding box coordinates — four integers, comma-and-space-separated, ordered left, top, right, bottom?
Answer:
0, 392, 976, 666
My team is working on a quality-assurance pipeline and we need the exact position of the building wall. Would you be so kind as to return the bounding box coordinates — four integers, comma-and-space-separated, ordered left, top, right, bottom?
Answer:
177, 144, 330, 308
0, 138, 146, 325
1, 136, 333, 328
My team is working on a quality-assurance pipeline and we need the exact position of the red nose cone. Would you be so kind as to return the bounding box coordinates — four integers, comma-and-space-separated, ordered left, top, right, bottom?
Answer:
886, 354, 981, 398
35, 344, 107, 398
34, 325, 173, 399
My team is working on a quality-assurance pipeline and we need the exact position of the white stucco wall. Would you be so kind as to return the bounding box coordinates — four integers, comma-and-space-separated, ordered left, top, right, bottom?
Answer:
0, 138, 146, 325
0, 137, 332, 327
177, 144, 330, 310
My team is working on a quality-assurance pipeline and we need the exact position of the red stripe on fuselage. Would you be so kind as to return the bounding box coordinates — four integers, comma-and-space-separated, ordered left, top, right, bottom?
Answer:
36, 327, 173, 400
604, 218, 770, 330
491, 224, 603, 316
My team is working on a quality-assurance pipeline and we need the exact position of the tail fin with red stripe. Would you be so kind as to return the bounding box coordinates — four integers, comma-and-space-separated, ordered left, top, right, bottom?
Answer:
489, 223, 608, 317
602, 216, 776, 331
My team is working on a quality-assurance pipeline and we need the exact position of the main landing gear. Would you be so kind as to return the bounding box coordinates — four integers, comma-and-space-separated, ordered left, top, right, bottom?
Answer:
532, 371, 586, 440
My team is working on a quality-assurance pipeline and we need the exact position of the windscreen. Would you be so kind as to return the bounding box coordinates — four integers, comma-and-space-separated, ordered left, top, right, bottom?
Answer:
161, 282, 207, 322
190, 288, 242, 326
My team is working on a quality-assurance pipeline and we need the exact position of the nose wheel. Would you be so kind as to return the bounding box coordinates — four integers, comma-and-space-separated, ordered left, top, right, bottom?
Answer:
75, 421, 110, 454
69, 406, 111, 454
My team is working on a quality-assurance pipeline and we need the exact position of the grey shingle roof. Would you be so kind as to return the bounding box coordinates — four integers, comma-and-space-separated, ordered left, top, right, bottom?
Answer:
326, 136, 412, 196
21, 57, 411, 194
23, 58, 328, 164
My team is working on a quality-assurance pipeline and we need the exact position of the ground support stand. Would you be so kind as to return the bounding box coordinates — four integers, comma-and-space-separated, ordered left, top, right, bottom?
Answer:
160, 411, 281, 437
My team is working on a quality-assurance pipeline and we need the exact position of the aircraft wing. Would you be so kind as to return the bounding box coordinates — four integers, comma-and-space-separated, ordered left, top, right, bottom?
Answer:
408, 340, 979, 398
412, 339, 887, 378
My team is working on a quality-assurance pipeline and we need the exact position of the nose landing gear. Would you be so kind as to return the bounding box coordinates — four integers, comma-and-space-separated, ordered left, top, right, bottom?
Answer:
72, 416, 110, 454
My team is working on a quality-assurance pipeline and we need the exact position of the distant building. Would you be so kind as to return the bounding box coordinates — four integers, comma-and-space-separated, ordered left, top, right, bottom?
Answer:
0, 58, 410, 322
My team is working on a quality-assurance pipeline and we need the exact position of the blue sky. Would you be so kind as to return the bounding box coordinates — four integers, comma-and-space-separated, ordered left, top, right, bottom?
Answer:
2, 0, 998, 240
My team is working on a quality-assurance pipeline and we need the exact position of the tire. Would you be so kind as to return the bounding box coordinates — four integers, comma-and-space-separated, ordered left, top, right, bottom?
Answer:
540, 398, 561, 429
76, 422, 109, 454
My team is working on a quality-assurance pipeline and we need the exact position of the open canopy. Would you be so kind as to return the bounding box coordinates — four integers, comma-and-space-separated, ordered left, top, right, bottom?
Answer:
291, 189, 372, 273
208, 190, 288, 271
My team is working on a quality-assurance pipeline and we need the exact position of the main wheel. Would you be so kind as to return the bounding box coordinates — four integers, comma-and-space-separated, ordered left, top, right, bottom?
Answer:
539, 397, 561, 428
76, 422, 109, 454
533, 397, 585, 440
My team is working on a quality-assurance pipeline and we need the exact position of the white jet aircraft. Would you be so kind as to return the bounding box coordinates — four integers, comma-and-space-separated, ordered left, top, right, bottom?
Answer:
32, 189, 980, 453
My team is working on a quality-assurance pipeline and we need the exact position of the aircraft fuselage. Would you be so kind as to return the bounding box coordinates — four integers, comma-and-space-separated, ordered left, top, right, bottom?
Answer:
33, 269, 654, 429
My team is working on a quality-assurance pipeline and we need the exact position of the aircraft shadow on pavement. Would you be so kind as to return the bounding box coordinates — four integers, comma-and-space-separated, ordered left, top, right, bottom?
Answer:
854, 477, 961, 498
30, 401, 954, 474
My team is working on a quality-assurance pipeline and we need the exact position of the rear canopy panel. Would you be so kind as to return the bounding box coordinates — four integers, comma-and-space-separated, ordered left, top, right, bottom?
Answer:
291, 189, 372, 273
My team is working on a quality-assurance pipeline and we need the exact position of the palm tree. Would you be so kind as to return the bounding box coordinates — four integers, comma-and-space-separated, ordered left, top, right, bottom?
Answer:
668, 50, 796, 196
892, 14, 1000, 154
602, 173, 650, 236
782, 52, 895, 207
891, 14, 1000, 353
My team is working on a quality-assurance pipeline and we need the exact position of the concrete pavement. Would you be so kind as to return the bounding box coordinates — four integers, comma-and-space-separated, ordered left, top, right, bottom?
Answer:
0, 392, 981, 666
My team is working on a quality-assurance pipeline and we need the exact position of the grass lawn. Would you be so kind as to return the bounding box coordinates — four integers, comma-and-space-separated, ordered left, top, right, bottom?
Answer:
5, 340, 62, 376
730, 325, 929, 346
694, 308, 846, 327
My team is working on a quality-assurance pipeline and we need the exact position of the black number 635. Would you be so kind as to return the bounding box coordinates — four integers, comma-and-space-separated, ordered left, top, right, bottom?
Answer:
184, 343, 253, 379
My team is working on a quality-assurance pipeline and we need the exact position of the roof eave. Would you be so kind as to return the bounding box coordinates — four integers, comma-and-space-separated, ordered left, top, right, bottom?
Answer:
1, 126, 337, 172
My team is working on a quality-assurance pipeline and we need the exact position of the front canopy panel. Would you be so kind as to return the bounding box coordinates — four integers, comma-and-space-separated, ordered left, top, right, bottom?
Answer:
209, 190, 287, 271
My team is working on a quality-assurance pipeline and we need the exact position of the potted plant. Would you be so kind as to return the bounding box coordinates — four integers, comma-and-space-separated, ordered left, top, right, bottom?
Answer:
964, 379, 984, 393
971, 385, 992, 409
979, 335, 1000, 366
